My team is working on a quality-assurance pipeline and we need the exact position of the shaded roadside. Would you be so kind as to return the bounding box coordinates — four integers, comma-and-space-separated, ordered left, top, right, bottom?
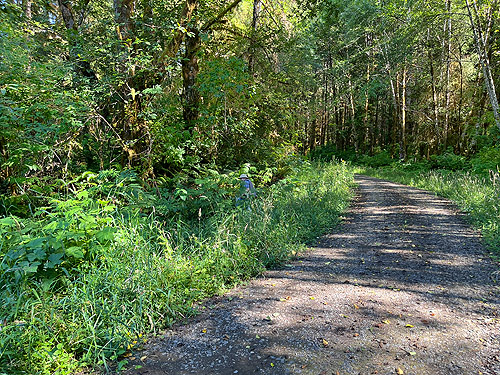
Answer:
121, 175, 500, 375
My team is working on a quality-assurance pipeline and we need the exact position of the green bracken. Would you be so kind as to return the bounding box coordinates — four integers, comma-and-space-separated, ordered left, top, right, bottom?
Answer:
0, 160, 354, 374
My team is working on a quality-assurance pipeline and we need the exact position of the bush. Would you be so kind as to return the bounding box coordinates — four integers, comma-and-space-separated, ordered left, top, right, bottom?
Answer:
470, 146, 500, 175
0, 161, 354, 374
358, 150, 393, 167
308, 144, 357, 163
430, 148, 469, 170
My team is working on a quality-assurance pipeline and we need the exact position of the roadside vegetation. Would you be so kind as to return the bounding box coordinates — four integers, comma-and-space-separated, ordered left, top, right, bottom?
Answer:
0, 160, 354, 374
2, 0, 500, 373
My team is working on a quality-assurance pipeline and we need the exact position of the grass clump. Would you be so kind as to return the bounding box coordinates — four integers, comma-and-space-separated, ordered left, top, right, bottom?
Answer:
0, 160, 354, 374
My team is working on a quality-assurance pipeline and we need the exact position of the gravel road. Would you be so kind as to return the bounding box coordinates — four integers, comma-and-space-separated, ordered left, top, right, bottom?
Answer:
122, 175, 500, 375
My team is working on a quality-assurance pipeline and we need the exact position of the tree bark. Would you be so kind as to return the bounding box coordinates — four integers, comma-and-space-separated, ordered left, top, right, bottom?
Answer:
24, 0, 32, 19
465, 0, 500, 131
399, 66, 407, 160
57, 1, 97, 79
248, 0, 262, 72
427, 31, 440, 151
182, 28, 201, 129
443, 0, 452, 148
114, 0, 135, 43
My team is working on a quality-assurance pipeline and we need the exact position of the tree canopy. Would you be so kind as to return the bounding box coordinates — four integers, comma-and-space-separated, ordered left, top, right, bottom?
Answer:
1, 0, 499, 187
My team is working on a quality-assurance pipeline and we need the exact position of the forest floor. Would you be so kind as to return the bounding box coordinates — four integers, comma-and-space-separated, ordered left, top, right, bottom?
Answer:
121, 175, 500, 375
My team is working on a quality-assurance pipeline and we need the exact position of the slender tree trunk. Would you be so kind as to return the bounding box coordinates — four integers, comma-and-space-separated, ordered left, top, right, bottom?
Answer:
465, 0, 500, 131
375, 95, 380, 148
248, 0, 262, 73
114, 0, 135, 43
443, 0, 452, 148
347, 74, 357, 152
364, 62, 370, 152
161, 0, 198, 61
24, 0, 32, 19
363, 34, 372, 153
400, 66, 407, 160
458, 43, 465, 151
427, 28, 440, 152
182, 28, 201, 129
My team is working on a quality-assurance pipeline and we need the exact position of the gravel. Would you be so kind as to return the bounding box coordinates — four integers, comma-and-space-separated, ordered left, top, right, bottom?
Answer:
122, 175, 500, 375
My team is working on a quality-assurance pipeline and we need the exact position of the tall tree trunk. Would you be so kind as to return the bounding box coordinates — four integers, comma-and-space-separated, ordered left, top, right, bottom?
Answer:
428, 41, 440, 152
347, 74, 357, 152
182, 28, 201, 129
465, 0, 500, 131
383, 41, 399, 154
161, 0, 198, 61
443, 0, 452, 148
57, 1, 96, 79
399, 66, 407, 160
114, 0, 135, 43
24, 0, 32, 19
363, 33, 372, 153
248, 0, 262, 73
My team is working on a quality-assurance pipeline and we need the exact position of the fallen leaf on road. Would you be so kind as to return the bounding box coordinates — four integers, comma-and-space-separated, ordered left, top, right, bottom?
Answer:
396, 368, 404, 374
405, 324, 414, 328
382, 319, 391, 324
322, 339, 329, 347
354, 304, 360, 309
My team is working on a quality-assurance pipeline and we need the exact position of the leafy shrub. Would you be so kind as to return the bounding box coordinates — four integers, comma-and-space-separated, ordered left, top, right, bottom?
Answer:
398, 159, 431, 171
0, 161, 354, 374
358, 150, 393, 167
430, 148, 469, 170
308, 144, 358, 162
470, 146, 500, 175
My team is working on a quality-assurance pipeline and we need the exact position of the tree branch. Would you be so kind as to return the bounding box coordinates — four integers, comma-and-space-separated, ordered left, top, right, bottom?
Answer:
201, 0, 243, 32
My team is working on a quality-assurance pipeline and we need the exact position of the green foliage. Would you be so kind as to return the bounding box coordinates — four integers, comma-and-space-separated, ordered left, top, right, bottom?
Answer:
309, 145, 394, 168
469, 146, 500, 175
0, 16, 90, 186
357, 150, 393, 167
0, 161, 354, 374
308, 144, 358, 162
429, 148, 469, 170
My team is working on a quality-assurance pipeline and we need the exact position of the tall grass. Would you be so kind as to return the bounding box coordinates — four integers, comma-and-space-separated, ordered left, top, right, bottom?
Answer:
0, 161, 354, 374
362, 167, 500, 256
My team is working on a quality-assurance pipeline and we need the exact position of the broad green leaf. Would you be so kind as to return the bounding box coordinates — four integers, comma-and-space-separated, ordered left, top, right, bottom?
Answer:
65, 246, 84, 259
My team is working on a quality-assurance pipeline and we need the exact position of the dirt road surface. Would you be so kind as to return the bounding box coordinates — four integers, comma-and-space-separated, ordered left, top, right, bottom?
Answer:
123, 175, 500, 375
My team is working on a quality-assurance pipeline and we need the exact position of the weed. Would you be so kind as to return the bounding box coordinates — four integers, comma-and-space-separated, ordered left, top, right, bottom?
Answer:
0, 161, 354, 373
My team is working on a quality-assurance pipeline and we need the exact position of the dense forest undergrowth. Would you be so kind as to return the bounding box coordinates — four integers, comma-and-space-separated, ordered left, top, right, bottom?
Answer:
1, 0, 500, 373
0, 161, 354, 374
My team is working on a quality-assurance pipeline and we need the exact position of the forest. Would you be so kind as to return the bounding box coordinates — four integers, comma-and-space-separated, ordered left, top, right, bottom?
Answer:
0, 0, 499, 373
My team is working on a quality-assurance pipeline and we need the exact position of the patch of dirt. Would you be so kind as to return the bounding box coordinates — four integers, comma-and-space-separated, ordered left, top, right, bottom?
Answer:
122, 175, 500, 375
